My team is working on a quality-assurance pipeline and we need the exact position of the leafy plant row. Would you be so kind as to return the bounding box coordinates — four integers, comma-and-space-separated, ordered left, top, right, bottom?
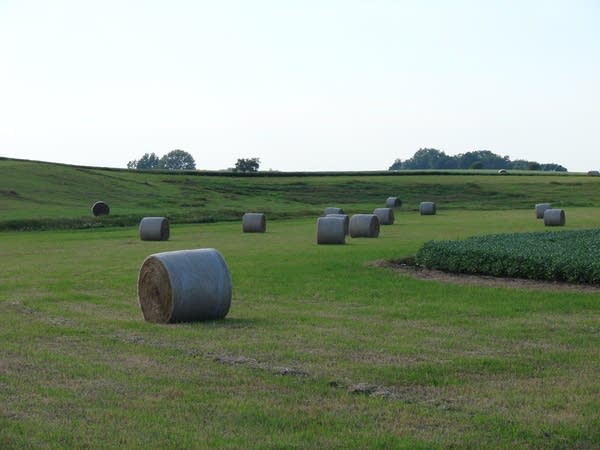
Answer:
415, 229, 600, 284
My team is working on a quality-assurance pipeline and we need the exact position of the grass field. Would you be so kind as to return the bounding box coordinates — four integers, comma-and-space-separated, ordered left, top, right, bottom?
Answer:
1, 159, 599, 448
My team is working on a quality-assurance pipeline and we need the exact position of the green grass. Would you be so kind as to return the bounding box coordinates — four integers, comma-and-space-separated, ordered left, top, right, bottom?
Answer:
1, 205, 599, 448
415, 229, 600, 284
3, 157, 600, 231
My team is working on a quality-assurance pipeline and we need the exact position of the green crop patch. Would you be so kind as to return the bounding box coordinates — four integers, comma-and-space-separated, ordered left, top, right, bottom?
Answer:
415, 229, 600, 284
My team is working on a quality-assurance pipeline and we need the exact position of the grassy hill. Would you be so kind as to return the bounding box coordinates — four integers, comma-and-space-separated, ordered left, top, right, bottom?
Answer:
1, 157, 599, 448
2, 157, 600, 230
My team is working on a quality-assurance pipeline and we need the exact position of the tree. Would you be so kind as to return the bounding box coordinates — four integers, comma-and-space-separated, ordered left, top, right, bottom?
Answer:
127, 152, 160, 169
540, 163, 567, 172
401, 148, 456, 170
159, 150, 196, 170
234, 157, 260, 172
388, 159, 402, 170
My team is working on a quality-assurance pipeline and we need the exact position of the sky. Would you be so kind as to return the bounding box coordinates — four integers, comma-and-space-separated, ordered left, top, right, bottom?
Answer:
1, 0, 599, 172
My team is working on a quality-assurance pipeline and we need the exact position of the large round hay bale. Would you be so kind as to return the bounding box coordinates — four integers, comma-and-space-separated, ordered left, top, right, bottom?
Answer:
242, 213, 266, 233
535, 203, 551, 219
386, 197, 402, 208
349, 214, 380, 238
324, 207, 344, 215
91, 201, 110, 216
139, 217, 170, 241
419, 202, 436, 215
544, 208, 566, 226
137, 248, 232, 323
317, 216, 346, 244
373, 207, 394, 225
325, 213, 349, 235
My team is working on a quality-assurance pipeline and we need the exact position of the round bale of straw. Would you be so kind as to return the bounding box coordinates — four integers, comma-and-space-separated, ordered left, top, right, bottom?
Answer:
349, 214, 380, 238
373, 207, 394, 225
325, 213, 349, 235
317, 216, 346, 244
386, 197, 402, 208
419, 202, 436, 215
242, 213, 266, 233
139, 217, 170, 241
324, 207, 344, 215
544, 208, 566, 227
535, 203, 551, 219
91, 201, 110, 216
137, 248, 232, 323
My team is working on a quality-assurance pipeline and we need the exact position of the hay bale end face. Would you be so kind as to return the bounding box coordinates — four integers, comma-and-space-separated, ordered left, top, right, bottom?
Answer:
419, 202, 436, 215
324, 207, 344, 215
139, 217, 170, 241
498, 169, 508, 175
137, 248, 232, 323
535, 203, 552, 219
386, 197, 402, 208
544, 209, 566, 227
373, 207, 394, 225
325, 213, 349, 235
317, 216, 346, 244
242, 213, 266, 233
349, 214, 380, 238
91, 201, 110, 216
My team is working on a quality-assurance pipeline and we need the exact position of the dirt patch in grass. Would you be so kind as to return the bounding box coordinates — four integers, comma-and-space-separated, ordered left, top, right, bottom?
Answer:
214, 354, 309, 377
375, 259, 600, 294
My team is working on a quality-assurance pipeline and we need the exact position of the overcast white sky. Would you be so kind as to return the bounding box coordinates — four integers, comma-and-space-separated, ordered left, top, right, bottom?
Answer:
1, 0, 599, 172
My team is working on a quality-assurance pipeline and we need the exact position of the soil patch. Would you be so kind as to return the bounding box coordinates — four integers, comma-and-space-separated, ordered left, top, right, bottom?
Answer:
375, 259, 600, 294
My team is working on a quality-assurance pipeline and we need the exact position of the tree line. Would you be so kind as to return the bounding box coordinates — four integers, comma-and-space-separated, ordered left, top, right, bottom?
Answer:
389, 149, 567, 172
127, 150, 260, 172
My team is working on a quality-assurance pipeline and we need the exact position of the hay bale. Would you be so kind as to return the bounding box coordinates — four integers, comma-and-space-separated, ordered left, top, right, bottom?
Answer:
317, 216, 346, 244
498, 169, 508, 175
324, 207, 344, 215
535, 203, 551, 219
544, 208, 566, 226
91, 201, 110, 216
386, 197, 402, 208
373, 207, 394, 225
139, 217, 170, 241
137, 248, 232, 323
242, 213, 266, 233
325, 213, 349, 235
419, 202, 436, 215
349, 214, 380, 238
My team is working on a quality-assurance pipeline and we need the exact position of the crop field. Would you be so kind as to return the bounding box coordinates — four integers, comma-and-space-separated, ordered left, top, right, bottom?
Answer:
416, 229, 600, 284
1, 159, 599, 448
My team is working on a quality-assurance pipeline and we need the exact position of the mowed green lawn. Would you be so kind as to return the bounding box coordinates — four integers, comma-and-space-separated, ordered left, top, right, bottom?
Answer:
1, 208, 598, 448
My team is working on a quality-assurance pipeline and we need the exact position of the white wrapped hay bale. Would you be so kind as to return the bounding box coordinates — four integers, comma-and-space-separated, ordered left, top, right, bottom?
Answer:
324, 207, 344, 215
139, 217, 170, 241
373, 207, 394, 225
535, 203, 551, 219
91, 201, 110, 216
349, 214, 380, 238
544, 209, 566, 226
386, 197, 402, 208
325, 213, 349, 235
137, 248, 232, 323
419, 202, 436, 215
242, 213, 266, 233
317, 216, 346, 244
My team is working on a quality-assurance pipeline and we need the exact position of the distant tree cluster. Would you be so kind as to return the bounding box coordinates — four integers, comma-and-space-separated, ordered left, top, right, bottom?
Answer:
127, 150, 196, 170
232, 157, 260, 172
389, 149, 567, 172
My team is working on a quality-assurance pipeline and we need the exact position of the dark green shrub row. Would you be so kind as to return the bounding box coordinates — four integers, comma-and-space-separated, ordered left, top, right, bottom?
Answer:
415, 229, 600, 284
